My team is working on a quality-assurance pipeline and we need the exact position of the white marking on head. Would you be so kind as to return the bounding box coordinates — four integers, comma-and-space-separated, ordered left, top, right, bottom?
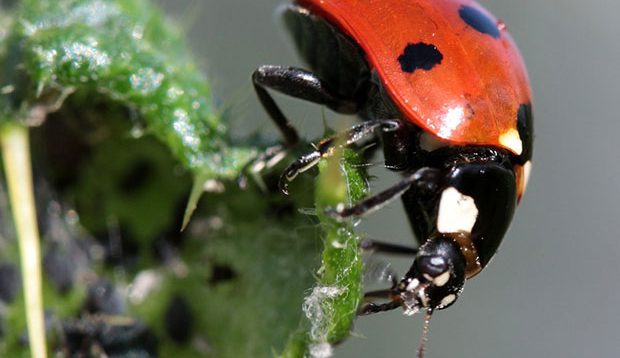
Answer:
406, 278, 420, 291
440, 294, 456, 307
437, 187, 479, 234
433, 271, 450, 287
523, 161, 532, 191
499, 128, 523, 155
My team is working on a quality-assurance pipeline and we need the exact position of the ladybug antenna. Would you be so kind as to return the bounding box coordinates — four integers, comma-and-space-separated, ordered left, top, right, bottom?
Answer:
416, 308, 434, 358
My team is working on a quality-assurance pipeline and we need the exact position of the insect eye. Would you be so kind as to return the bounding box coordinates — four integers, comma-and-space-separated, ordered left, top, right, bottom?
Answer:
416, 256, 448, 277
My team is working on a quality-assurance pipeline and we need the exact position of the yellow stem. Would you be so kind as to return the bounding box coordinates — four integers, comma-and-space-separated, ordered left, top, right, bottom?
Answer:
1, 124, 47, 358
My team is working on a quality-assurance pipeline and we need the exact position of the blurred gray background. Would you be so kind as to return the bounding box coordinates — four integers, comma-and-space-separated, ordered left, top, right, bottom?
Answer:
157, 1, 620, 357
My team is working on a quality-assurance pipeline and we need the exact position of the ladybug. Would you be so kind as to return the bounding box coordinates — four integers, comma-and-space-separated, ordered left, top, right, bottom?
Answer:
252, 0, 532, 353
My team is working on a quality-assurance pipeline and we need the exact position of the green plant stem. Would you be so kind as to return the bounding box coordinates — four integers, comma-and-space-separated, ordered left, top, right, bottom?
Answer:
1, 124, 46, 358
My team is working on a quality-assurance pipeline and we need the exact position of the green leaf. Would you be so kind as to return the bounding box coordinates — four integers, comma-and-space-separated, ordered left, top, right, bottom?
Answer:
280, 149, 368, 357
0, 1, 370, 357
0, 0, 256, 219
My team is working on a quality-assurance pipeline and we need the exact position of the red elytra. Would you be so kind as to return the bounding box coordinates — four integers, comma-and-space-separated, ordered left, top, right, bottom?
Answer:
296, 0, 532, 155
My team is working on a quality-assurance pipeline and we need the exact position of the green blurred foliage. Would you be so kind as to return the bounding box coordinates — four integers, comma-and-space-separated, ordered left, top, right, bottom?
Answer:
0, 0, 368, 357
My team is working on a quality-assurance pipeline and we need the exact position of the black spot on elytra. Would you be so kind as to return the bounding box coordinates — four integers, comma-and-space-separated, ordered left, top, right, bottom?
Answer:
397, 43, 443, 73
459, 5, 501, 39
516, 103, 533, 162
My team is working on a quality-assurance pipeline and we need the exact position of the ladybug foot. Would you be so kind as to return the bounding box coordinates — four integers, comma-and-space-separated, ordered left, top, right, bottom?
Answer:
279, 119, 399, 194
358, 298, 401, 316
237, 144, 288, 191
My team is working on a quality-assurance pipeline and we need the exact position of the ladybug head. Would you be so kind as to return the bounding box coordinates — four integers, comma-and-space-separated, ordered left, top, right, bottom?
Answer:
396, 236, 466, 314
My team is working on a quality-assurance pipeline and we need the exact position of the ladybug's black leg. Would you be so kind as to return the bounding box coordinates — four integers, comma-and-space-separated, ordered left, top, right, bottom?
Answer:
242, 65, 361, 189
327, 167, 441, 220
358, 298, 401, 315
364, 289, 395, 299
360, 239, 418, 256
358, 271, 402, 315
237, 143, 287, 189
380, 119, 416, 171
252, 65, 359, 145
279, 119, 399, 193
